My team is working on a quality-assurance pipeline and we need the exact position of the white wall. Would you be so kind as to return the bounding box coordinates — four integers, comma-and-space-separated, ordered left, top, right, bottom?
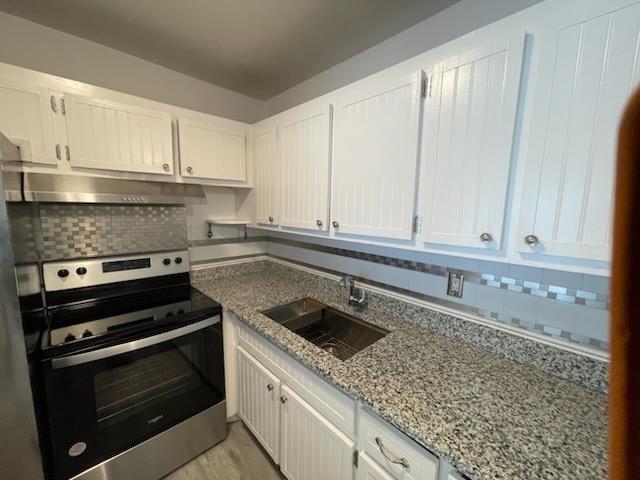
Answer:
262, 0, 543, 117
0, 11, 263, 123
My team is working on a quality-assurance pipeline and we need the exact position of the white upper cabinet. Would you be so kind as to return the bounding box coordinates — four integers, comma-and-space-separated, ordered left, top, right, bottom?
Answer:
253, 121, 280, 225
178, 116, 248, 182
420, 34, 525, 249
63, 93, 173, 175
0, 79, 57, 165
279, 101, 332, 231
331, 71, 422, 240
516, 0, 640, 261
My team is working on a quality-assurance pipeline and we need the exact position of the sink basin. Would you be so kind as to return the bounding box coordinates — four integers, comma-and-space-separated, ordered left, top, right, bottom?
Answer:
261, 298, 389, 361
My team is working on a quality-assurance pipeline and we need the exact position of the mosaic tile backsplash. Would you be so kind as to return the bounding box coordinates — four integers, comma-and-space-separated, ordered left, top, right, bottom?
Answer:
188, 234, 610, 352
9, 203, 187, 261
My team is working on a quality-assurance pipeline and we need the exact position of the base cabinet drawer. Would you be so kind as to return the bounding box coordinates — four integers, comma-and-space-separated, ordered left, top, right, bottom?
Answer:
358, 408, 438, 480
356, 452, 396, 480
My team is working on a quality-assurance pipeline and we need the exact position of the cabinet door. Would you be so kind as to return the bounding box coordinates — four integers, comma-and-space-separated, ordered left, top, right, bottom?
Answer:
330, 72, 422, 240
420, 33, 525, 249
237, 347, 280, 463
0, 79, 57, 165
254, 122, 280, 225
280, 385, 355, 480
64, 93, 173, 175
355, 453, 395, 480
178, 117, 247, 181
517, 0, 640, 261
279, 103, 331, 231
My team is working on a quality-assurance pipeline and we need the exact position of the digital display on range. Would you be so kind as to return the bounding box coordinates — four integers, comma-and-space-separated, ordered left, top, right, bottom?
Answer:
102, 258, 151, 273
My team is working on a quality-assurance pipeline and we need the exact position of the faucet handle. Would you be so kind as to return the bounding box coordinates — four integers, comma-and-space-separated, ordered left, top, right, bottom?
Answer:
338, 275, 354, 287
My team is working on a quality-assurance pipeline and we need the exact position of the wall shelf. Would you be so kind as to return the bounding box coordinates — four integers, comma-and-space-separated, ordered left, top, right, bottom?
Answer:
206, 218, 250, 239
206, 218, 251, 225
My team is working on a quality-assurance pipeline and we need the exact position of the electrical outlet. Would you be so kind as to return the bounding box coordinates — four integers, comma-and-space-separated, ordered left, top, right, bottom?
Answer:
447, 272, 464, 298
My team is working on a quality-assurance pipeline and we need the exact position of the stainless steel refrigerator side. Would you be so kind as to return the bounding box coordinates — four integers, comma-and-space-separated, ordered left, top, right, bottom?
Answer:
0, 136, 45, 479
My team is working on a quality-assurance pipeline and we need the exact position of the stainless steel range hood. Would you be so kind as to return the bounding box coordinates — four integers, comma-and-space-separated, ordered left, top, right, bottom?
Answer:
1, 131, 206, 205
4, 172, 207, 205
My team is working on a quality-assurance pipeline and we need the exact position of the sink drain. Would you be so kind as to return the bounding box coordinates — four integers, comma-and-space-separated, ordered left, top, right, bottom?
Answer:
319, 341, 340, 356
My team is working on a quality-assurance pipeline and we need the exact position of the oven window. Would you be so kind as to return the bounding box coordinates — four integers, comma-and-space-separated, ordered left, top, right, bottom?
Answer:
94, 346, 197, 423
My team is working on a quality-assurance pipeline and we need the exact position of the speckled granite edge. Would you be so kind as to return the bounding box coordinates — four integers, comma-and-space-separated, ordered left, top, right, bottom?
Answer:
191, 259, 608, 393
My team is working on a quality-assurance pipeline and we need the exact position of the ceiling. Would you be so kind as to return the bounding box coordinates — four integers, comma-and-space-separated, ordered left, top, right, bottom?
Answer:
0, 0, 460, 100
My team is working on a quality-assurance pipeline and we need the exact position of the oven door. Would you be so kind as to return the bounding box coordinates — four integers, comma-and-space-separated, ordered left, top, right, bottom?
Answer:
41, 316, 224, 480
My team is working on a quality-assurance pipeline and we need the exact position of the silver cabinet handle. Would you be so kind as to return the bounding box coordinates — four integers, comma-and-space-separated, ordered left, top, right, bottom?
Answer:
268, 216, 274, 223
55, 144, 61, 160
186, 166, 193, 174
65, 145, 70, 161
332, 221, 339, 229
162, 163, 170, 171
316, 219, 323, 227
480, 232, 492, 244
375, 437, 409, 469
50, 95, 57, 113
524, 234, 539, 246
280, 395, 287, 404
267, 384, 274, 392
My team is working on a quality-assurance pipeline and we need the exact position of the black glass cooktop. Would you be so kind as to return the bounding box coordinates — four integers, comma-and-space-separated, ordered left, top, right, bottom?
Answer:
42, 279, 221, 354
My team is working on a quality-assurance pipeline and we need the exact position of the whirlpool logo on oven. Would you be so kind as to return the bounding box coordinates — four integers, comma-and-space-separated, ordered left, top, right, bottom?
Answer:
147, 414, 164, 425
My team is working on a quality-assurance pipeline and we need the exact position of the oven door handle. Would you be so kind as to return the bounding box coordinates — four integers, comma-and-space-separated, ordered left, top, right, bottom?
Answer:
51, 316, 220, 369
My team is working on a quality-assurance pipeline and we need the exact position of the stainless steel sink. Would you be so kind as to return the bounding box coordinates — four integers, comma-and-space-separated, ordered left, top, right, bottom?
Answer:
261, 298, 389, 361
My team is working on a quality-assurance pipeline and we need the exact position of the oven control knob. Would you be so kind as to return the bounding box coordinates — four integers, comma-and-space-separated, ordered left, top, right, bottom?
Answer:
76, 267, 87, 276
174, 257, 183, 264
64, 333, 76, 343
163, 258, 171, 266
82, 329, 93, 338
57, 269, 70, 278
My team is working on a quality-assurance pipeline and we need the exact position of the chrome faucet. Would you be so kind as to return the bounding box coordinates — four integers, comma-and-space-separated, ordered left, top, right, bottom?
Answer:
338, 275, 367, 307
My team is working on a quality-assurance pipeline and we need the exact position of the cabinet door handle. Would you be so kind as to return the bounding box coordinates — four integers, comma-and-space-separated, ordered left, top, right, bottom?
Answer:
280, 395, 287, 404
332, 221, 339, 229
186, 166, 193, 174
268, 216, 274, 223
316, 219, 323, 227
50, 95, 57, 113
267, 384, 274, 392
480, 232, 492, 244
55, 144, 61, 160
162, 163, 170, 171
375, 437, 409, 469
65, 145, 70, 161
524, 234, 539, 246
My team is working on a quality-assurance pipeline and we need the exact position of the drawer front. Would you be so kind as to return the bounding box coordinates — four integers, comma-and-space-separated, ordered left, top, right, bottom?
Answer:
235, 319, 356, 437
358, 407, 438, 480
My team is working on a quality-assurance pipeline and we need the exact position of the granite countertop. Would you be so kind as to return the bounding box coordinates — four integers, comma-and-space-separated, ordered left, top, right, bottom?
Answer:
192, 264, 607, 480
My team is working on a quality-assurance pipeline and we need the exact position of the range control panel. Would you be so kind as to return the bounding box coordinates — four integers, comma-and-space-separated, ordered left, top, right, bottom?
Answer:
43, 250, 190, 292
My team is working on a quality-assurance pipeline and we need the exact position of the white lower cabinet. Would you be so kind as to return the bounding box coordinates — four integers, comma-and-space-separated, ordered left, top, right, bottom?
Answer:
237, 346, 281, 462
232, 316, 457, 480
280, 385, 355, 480
356, 452, 396, 480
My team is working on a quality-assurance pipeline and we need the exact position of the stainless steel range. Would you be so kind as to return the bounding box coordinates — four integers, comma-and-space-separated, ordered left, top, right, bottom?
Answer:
37, 250, 226, 480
